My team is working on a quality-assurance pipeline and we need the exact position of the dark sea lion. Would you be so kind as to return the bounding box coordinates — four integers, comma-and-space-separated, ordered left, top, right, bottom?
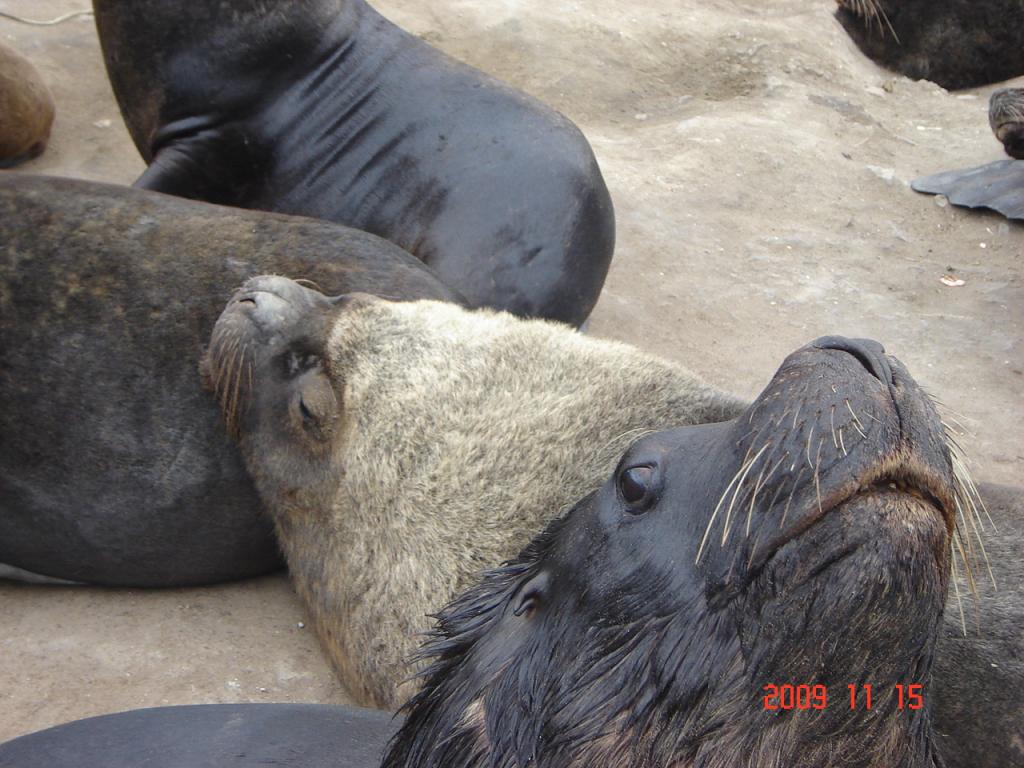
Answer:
384, 338, 968, 768
0, 42, 55, 168
834, 0, 1024, 90
18, 328, 1011, 766
931, 483, 1024, 768
0, 174, 462, 588
91, 0, 615, 327
989, 87, 1024, 159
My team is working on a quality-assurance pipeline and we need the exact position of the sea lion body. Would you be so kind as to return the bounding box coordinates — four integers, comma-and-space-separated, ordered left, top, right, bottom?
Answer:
207, 292, 996, 766
0, 175, 462, 587
835, 0, 1024, 89
92, 0, 615, 326
204, 279, 746, 707
0, 42, 55, 168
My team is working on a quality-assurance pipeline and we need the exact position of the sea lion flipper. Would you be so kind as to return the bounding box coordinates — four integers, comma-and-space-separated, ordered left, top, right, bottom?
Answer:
135, 123, 264, 206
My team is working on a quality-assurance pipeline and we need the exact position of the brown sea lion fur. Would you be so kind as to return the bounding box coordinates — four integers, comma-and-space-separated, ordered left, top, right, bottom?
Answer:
989, 87, 1024, 159
0, 42, 55, 168
204, 283, 746, 708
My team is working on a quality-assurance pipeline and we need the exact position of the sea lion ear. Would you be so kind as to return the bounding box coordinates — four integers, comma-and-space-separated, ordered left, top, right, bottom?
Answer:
512, 571, 550, 618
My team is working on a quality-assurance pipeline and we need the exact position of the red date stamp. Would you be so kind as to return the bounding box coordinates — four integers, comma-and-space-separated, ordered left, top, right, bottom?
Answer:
762, 684, 924, 711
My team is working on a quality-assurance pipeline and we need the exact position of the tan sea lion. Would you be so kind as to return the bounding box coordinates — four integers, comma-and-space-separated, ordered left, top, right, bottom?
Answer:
203, 276, 746, 708
0, 42, 55, 167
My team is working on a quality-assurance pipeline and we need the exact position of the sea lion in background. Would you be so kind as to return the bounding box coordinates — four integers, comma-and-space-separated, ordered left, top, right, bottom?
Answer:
834, 0, 1024, 90
0, 175, 462, 588
989, 87, 1024, 159
91, 0, 615, 327
204, 279, 747, 708
0, 42, 55, 168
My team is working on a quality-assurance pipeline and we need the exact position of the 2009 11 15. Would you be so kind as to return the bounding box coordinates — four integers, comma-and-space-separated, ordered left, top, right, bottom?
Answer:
762, 684, 924, 710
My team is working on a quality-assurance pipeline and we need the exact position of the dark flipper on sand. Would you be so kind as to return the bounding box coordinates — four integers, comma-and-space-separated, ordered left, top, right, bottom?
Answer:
0, 704, 400, 768
912, 160, 1024, 221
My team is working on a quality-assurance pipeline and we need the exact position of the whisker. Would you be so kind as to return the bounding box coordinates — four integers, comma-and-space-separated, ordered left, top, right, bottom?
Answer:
697, 443, 768, 562
949, 552, 966, 636
745, 452, 788, 537
721, 444, 770, 547
780, 466, 806, 529
844, 399, 867, 438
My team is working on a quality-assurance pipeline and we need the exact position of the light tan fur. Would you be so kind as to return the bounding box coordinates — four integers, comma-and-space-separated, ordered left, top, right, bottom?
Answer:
0, 42, 54, 165
265, 298, 746, 708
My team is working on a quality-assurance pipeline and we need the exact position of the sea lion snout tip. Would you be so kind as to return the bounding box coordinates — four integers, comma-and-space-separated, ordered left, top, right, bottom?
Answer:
809, 335, 892, 384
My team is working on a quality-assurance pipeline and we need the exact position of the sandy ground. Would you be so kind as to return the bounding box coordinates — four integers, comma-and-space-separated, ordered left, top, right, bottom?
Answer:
1, 0, 1021, 744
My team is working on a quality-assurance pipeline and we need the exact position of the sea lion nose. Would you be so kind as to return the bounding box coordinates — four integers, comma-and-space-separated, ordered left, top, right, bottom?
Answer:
238, 275, 307, 300
811, 335, 893, 385
232, 275, 321, 330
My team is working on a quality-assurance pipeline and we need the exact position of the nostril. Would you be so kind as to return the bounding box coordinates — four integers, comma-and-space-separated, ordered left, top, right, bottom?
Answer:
237, 296, 257, 305
811, 335, 893, 384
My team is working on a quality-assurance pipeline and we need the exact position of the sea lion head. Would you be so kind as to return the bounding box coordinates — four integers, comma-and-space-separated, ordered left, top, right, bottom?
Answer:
385, 337, 973, 768
201, 275, 351, 510
989, 87, 1024, 159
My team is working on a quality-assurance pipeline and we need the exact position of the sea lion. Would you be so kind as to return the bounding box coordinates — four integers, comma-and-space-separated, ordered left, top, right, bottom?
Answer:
91, 0, 615, 327
834, 0, 1024, 89
0, 42, 55, 168
384, 339, 967, 767
0, 175, 462, 588
989, 87, 1024, 159
203, 277, 747, 708
34, 301, 991, 765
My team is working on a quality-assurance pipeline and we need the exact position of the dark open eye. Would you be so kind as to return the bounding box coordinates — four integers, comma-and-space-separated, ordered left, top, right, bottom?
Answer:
618, 465, 657, 513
